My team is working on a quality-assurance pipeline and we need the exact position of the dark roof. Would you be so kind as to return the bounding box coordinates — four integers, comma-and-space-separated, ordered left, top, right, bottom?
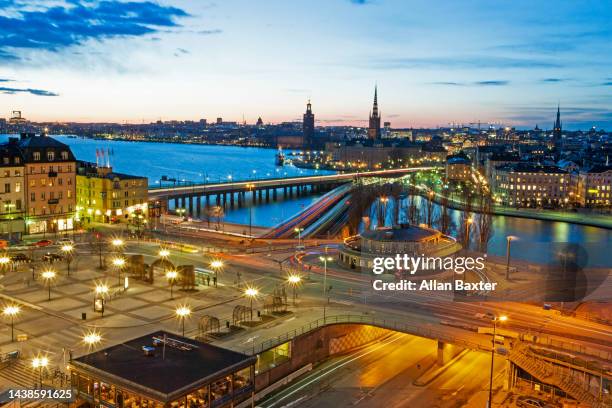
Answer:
77, 161, 146, 180
72, 331, 254, 398
446, 153, 471, 164
489, 152, 520, 161
18, 133, 76, 162
584, 165, 612, 174
496, 163, 567, 174
361, 225, 440, 242
0, 140, 25, 167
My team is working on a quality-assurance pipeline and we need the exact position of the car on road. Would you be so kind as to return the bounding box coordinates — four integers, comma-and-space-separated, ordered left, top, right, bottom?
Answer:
42, 253, 63, 263
516, 396, 559, 408
33, 239, 53, 247
10, 253, 32, 263
56, 238, 74, 246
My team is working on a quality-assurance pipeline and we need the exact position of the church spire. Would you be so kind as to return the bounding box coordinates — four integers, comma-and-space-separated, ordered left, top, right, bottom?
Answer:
372, 85, 378, 116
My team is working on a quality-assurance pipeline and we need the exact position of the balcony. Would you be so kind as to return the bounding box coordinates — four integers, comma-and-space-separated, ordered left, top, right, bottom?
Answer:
48, 198, 59, 205
48, 171, 58, 178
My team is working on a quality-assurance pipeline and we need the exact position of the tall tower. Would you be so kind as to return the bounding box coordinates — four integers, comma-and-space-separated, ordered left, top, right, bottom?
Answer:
368, 86, 381, 140
303, 99, 315, 148
553, 104, 562, 160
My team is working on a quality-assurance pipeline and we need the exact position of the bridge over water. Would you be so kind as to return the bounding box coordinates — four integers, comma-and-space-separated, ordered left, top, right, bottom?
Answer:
148, 167, 435, 215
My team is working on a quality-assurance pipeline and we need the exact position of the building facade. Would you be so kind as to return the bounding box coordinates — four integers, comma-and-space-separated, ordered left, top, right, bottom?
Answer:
76, 161, 148, 224
492, 163, 575, 208
577, 165, 612, 208
0, 140, 25, 239
445, 154, 472, 181
20, 134, 77, 234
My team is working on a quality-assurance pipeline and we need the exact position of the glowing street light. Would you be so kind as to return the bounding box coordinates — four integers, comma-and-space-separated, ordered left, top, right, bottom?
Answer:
166, 270, 179, 299
83, 331, 102, 347
159, 249, 170, 259
465, 217, 474, 248
488, 315, 508, 407
0, 254, 10, 269
111, 238, 124, 254
94, 283, 109, 316
175, 306, 191, 336
505, 236, 517, 280
245, 183, 255, 236
294, 227, 304, 248
210, 260, 223, 287
112, 257, 126, 286
61, 244, 74, 276
3, 305, 20, 342
31, 355, 49, 387
287, 275, 301, 306
319, 251, 333, 320
244, 287, 259, 320
41, 270, 56, 301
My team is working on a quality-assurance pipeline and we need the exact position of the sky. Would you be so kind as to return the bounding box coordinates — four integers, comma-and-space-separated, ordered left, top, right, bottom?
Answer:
0, 0, 611, 130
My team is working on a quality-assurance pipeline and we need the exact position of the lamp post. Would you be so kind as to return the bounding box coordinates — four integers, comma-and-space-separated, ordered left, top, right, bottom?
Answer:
111, 238, 124, 254
166, 270, 178, 299
83, 331, 102, 348
2, 305, 20, 342
379, 196, 389, 227
112, 257, 126, 287
294, 227, 304, 248
61, 244, 73, 276
488, 315, 507, 407
31, 356, 48, 388
175, 306, 191, 336
94, 283, 109, 316
287, 275, 301, 306
505, 236, 516, 280
41, 270, 56, 301
0, 254, 10, 271
210, 260, 223, 287
159, 248, 170, 259
244, 288, 258, 320
246, 183, 255, 236
319, 252, 333, 320
465, 217, 473, 248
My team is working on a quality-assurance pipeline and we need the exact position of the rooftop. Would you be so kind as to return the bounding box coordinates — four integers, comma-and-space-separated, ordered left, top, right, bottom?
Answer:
72, 331, 255, 398
361, 224, 440, 242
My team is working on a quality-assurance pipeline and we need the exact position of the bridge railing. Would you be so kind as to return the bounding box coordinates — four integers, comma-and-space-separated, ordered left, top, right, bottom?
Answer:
251, 314, 488, 355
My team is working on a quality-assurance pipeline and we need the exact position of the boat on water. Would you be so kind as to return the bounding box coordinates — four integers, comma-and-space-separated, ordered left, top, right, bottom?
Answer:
275, 146, 286, 166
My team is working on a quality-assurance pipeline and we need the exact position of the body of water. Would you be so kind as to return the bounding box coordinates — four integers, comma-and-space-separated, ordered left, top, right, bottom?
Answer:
2, 134, 609, 264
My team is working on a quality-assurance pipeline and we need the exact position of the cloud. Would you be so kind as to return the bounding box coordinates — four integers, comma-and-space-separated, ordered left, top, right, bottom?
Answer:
173, 47, 190, 57
0, 1, 190, 61
196, 29, 222, 35
367, 56, 562, 70
0, 78, 13, 82
349, 0, 370, 4
602, 81, 612, 86
541, 78, 565, 83
430, 80, 509, 86
0, 86, 58, 96
474, 80, 509, 86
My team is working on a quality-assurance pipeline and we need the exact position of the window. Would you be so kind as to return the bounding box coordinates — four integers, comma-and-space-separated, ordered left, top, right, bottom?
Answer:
61, 151, 69, 160
59, 191, 63, 199
14, 170, 20, 177
3, 158, 8, 165
58, 178, 63, 185
14, 157, 20, 164
33, 152, 41, 161
30, 180, 36, 187
67, 190, 72, 198
16, 199, 21, 210
30, 193, 35, 202
40, 178, 46, 186
3, 170, 9, 177
47, 151, 55, 161
4, 183, 9, 193
41, 192, 45, 200
15, 182, 21, 193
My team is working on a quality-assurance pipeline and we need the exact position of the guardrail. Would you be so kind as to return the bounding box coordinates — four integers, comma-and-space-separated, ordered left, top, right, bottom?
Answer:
251, 314, 488, 355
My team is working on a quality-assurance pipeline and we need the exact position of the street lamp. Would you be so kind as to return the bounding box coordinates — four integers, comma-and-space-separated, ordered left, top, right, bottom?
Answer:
488, 315, 508, 407
294, 227, 304, 248
465, 217, 473, 248
210, 260, 223, 287
94, 283, 109, 316
505, 236, 517, 280
319, 253, 333, 320
175, 306, 191, 336
287, 275, 301, 306
0, 254, 10, 270
379, 196, 389, 227
176, 207, 186, 219
112, 257, 126, 287
31, 356, 48, 388
2, 305, 20, 342
246, 183, 255, 236
244, 287, 258, 320
83, 330, 102, 348
111, 238, 124, 254
41, 270, 56, 301
166, 270, 178, 299
159, 249, 170, 259
61, 244, 73, 276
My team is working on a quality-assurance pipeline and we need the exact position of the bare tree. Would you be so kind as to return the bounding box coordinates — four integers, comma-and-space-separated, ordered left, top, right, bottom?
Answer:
476, 187, 494, 253
439, 191, 452, 235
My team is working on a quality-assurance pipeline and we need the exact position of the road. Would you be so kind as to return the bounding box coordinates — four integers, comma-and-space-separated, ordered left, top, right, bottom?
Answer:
259, 332, 505, 408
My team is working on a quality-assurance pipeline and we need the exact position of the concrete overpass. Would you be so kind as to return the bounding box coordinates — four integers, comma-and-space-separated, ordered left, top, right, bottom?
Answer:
148, 167, 436, 215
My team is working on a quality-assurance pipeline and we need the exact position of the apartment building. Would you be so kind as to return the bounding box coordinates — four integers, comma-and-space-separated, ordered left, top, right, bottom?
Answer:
0, 140, 25, 238
76, 161, 148, 224
577, 165, 612, 208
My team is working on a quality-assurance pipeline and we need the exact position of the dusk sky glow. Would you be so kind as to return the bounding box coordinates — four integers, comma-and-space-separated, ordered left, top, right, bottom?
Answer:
1, 0, 611, 129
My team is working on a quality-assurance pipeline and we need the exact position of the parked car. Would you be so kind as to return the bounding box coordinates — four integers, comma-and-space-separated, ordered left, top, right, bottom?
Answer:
33, 239, 53, 247
42, 253, 63, 263
10, 253, 32, 263
516, 396, 558, 408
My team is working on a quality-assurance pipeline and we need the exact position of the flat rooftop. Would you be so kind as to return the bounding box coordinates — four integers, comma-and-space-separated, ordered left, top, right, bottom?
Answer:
72, 331, 255, 397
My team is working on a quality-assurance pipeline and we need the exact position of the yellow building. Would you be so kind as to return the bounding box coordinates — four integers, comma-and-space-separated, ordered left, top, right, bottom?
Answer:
76, 161, 148, 225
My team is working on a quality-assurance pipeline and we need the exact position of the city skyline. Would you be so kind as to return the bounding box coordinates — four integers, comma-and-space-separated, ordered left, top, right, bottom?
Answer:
0, 0, 611, 129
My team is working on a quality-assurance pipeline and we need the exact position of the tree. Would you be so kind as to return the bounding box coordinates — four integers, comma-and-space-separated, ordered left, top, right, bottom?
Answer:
476, 187, 494, 253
